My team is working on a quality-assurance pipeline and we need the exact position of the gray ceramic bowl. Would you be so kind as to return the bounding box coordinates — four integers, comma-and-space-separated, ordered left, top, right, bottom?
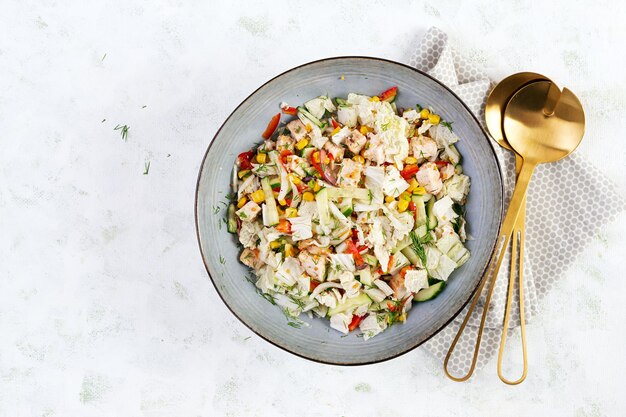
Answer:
195, 57, 503, 365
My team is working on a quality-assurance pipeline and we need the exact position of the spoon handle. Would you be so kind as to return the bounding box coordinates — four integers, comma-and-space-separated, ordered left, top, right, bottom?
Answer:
444, 160, 536, 382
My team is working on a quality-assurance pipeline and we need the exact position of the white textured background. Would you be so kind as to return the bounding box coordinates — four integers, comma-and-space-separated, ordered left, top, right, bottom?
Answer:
1, 1, 625, 416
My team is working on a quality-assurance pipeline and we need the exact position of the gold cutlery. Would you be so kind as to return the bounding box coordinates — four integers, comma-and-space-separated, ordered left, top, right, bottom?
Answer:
486, 72, 552, 385
444, 79, 585, 383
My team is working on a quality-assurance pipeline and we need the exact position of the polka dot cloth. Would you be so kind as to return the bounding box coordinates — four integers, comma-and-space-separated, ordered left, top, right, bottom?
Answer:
409, 27, 626, 374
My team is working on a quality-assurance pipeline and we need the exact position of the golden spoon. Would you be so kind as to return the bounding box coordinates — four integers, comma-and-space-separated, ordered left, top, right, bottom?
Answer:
444, 80, 585, 382
486, 72, 553, 385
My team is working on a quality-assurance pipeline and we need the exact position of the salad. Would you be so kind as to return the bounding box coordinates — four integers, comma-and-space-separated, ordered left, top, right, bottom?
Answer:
227, 87, 471, 339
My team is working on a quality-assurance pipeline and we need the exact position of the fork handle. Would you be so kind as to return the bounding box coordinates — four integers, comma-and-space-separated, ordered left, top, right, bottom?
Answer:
497, 197, 528, 384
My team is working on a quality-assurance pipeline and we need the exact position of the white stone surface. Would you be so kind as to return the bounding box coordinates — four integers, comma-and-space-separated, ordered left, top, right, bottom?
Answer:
1, 1, 625, 416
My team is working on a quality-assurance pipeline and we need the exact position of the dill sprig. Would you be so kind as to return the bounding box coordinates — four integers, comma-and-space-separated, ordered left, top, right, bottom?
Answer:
219, 255, 226, 264
114, 124, 130, 141
409, 231, 427, 267
441, 121, 454, 131
143, 161, 150, 175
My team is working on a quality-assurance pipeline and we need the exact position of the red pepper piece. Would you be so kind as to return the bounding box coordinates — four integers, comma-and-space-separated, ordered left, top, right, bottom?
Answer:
379, 86, 398, 102
345, 239, 365, 268
280, 149, 293, 164
434, 160, 450, 167
310, 279, 321, 292
282, 106, 298, 116
330, 117, 341, 129
348, 314, 364, 332
400, 165, 419, 180
237, 150, 254, 170
276, 219, 291, 234
262, 113, 281, 139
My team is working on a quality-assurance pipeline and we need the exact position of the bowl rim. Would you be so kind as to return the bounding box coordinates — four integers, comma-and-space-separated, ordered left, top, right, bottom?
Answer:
194, 56, 504, 366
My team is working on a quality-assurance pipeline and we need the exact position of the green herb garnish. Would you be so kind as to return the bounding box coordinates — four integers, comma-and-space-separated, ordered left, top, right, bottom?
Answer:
441, 121, 454, 131
143, 161, 150, 175
410, 230, 427, 267
219, 255, 226, 264
114, 124, 130, 141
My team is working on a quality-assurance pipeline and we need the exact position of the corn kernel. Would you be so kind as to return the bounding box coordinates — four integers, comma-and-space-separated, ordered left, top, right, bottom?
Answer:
369, 96, 380, 102
304, 124, 312, 133
237, 169, 251, 179
419, 108, 430, 119
398, 313, 407, 322
270, 241, 281, 249
331, 126, 341, 136
428, 114, 441, 125
340, 75, 345, 80
289, 174, 301, 185
285, 207, 298, 218
359, 126, 368, 135
399, 192, 412, 201
303, 191, 315, 201
398, 199, 409, 212
295, 138, 308, 150
284, 243, 296, 258
255, 153, 267, 163
407, 178, 419, 192
352, 155, 365, 164
404, 156, 418, 165
313, 182, 321, 192
250, 189, 265, 204
312, 151, 321, 164
385, 195, 395, 204
412, 186, 426, 195
237, 196, 247, 208
278, 198, 287, 206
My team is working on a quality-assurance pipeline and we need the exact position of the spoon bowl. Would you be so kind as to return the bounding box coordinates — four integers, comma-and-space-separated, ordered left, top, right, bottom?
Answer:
485, 72, 552, 149
504, 81, 585, 164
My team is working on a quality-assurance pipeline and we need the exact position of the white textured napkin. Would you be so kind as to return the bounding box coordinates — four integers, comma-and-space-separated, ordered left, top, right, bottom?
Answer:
409, 27, 626, 373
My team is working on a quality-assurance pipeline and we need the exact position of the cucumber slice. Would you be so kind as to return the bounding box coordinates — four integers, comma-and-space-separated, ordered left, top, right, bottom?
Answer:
392, 234, 412, 254
426, 197, 438, 230
316, 187, 331, 229
401, 246, 420, 266
335, 97, 349, 106
412, 195, 427, 227
328, 293, 372, 316
414, 224, 428, 238
227, 203, 237, 234
414, 281, 446, 302
339, 197, 353, 216
268, 175, 281, 190
301, 147, 316, 160
297, 107, 325, 128
261, 177, 279, 226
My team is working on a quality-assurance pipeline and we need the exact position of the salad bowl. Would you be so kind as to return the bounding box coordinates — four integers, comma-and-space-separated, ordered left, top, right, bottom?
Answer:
195, 57, 503, 365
